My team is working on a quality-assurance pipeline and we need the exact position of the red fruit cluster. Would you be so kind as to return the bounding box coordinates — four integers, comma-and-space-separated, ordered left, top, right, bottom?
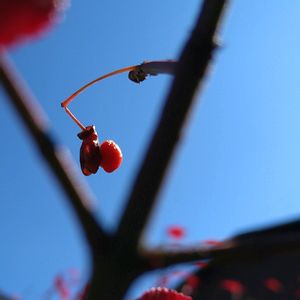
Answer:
139, 287, 192, 300
0, 0, 66, 46
78, 126, 122, 176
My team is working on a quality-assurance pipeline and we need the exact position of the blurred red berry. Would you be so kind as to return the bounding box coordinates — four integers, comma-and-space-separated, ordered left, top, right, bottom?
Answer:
78, 126, 101, 176
139, 288, 192, 300
201, 239, 223, 246
54, 275, 70, 300
186, 275, 200, 289
77, 283, 90, 300
220, 279, 245, 295
264, 277, 283, 293
0, 0, 67, 47
99, 140, 123, 173
195, 261, 208, 268
167, 225, 186, 240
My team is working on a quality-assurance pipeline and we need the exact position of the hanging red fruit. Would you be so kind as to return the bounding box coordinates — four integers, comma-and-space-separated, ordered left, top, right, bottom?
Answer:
99, 140, 123, 173
77, 126, 101, 176
60, 61, 176, 176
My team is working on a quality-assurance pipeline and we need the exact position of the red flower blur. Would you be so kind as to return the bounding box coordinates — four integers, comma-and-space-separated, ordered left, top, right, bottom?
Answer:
220, 279, 245, 295
139, 288, 192, 300
167, 226, 186, 240
0, 0, 67, 47
264, 277, 283, 293
54, 275, 70, 300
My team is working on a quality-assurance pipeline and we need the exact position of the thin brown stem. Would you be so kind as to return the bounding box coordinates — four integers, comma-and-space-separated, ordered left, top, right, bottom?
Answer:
61, 65, 136, 129
61, 65, 136, 108
60, 62, 178, 128
64, 106, 86, 131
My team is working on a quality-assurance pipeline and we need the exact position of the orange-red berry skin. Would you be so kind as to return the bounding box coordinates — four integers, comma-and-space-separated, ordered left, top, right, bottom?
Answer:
99, 140, 123, 173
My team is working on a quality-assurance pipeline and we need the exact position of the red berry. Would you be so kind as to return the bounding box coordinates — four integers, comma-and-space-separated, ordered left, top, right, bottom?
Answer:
220, 279, 245, 295
54, 276, 70, 300
139, 287, 192, 300
99, 140, 123, 173
0, 0, 66, 47
264, 278, 283, 293
78, 126, 101, 176
167, 226, 186, 240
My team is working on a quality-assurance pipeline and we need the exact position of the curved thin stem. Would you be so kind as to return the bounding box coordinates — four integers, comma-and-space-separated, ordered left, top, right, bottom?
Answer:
61, 65, 137, 108
0, 52, 110, 260
60, 61, 178, 130
60, 65, 137, 130
64, 107, 86, 130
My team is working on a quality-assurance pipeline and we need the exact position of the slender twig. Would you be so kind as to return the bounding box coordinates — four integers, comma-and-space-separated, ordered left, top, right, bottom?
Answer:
128, 60, 177, 83
87, 1, 229, 299
139, 60, 177, 75
210, 232, 300, 263
115, 0, 228, 254
141, 247, 212, 270
61, 65, 137, 108
141, 229, 300, 270
0, 52, 110, 258
1, 0, 229, 297
60, 61, 177, 130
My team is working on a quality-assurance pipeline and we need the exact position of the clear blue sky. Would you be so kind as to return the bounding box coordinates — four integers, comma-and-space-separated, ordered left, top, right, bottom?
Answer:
1, 1, 300, 299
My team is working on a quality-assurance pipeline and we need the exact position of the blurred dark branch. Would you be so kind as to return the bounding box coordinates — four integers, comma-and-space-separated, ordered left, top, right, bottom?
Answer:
0, 52, 110, 258
141, 229, 300, 270
115, 0, 228, 254
211, 232, 300, 263
1, 0, 230, 297
141, 247, 212, 270
85, 1, 229, 299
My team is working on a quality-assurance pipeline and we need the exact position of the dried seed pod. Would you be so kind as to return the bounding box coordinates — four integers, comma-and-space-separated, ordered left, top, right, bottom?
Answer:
77, 125, 101, 176
128, 67, 147, 83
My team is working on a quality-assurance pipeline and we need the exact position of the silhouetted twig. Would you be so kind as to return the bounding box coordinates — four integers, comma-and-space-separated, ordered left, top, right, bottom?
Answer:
87, 0, 229, 299
0, 0, 230, 298
141, 230, 300, 270
115, 0, 228, 255
0, 52, 110, 258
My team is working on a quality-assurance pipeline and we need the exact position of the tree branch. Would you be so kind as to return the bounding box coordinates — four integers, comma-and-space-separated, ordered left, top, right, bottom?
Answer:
86, 1, 229, 298
115, 0, 229, 254
141, 247, 212, 270
0, 52, 110, 258
141, 230, 300, 270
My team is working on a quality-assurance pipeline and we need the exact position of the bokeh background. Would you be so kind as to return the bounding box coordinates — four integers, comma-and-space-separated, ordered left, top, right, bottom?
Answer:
1, 1, 300, 299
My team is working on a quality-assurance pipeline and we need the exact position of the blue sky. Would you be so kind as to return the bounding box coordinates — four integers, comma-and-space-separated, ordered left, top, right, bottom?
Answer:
1, 1, 300, 299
